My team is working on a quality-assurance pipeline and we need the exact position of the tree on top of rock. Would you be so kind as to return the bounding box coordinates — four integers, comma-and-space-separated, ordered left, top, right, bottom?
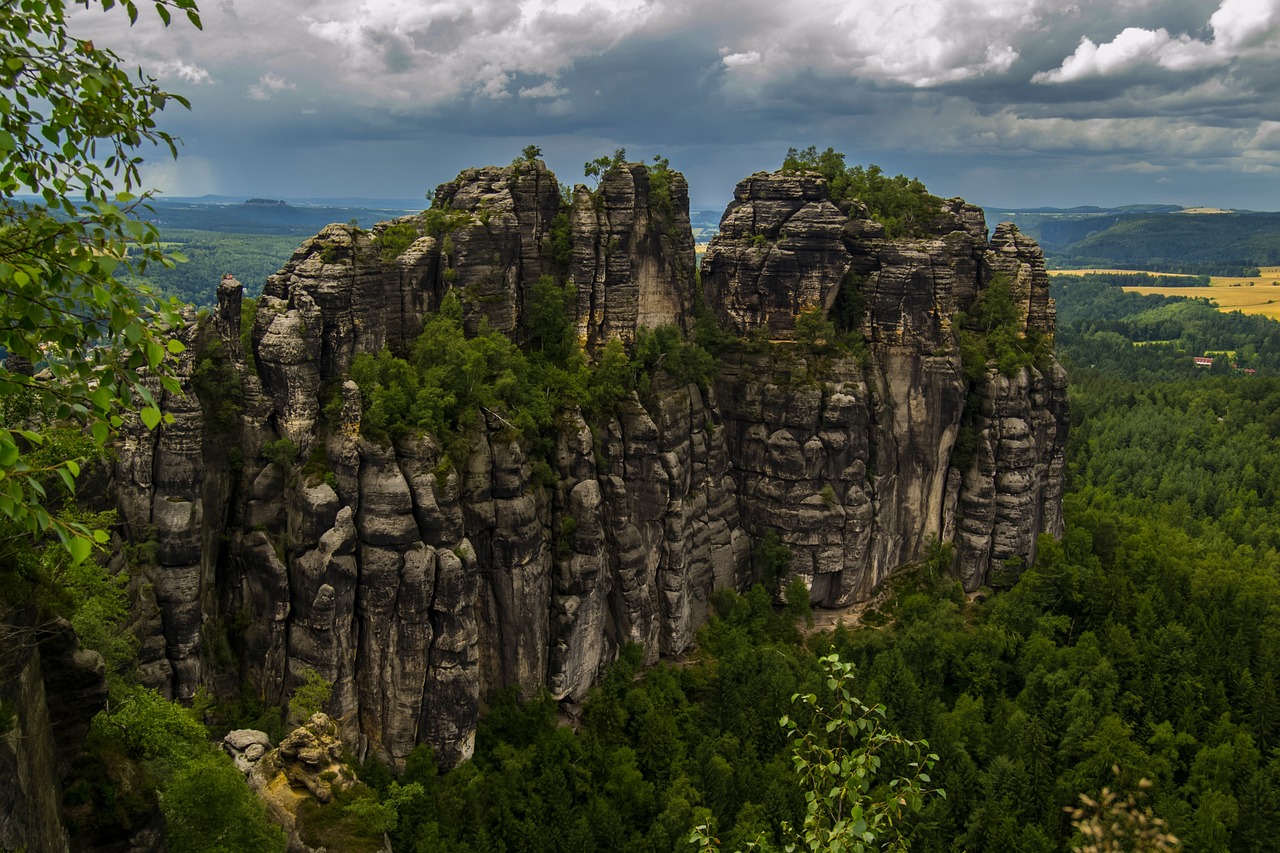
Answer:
781, 146, 942, 239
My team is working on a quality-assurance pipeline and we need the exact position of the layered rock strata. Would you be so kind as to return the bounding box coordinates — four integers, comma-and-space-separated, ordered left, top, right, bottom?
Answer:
111, 161, 1065, 772
0, 612, 108, 853
702, 173, 1067, 605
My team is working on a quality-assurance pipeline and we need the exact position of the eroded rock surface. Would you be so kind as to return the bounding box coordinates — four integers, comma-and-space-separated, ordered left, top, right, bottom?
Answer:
704, 172, 1065, 600
113, 161, 1065, 774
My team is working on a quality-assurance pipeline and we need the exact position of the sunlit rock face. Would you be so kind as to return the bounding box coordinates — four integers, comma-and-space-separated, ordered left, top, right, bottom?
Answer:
112, 161, 1064, 770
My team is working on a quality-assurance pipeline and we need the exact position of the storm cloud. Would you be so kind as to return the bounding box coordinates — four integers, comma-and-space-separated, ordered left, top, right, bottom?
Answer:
70, 0, 1280, 210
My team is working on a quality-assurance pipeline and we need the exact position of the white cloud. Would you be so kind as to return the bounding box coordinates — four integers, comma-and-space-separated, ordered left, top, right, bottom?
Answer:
248, 73, 296, 101
1035, 0, 1280, 83
151, 59, 214, 85
68, 0, 658, 104
713, 0, 1054, 88
301, 0, 657, 100
1248, 121, 1280, 150
719, 50, 761, 70
518, 80, 567, 99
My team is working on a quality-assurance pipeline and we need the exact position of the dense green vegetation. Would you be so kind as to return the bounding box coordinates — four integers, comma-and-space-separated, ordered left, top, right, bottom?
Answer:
957, 274, 1053, 379
1000, 209, 1280, 276
780, 147, 943, 238
127, 229, 299, 306
349, 283, 715, 467
1064, 272, 1213, 288
294, 239, 1280, 852
1052, 276, 1280, 378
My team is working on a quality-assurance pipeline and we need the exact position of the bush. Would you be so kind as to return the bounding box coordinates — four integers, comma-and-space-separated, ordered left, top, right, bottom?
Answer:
374, 221, 420, 262
289, 668, 333, 725
957, 274, 1050, 379
240, 296, 259, 370
190, 339, 243, 435
161, 750, 287, 852
782, 146, 942, 238
261, 437, 299, 473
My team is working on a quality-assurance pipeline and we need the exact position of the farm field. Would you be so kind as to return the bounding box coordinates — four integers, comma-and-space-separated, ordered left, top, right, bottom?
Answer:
1051, 266, 1280, 320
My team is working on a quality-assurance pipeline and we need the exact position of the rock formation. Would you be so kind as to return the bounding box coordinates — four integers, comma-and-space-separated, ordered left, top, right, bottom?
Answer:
225, 714, 360, 852
0, 612, 108, 853
109, 159, 1066, 773
702, 174, 1066, 603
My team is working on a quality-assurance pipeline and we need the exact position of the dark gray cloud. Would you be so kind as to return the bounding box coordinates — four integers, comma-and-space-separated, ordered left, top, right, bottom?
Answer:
69, 0, 1280, 210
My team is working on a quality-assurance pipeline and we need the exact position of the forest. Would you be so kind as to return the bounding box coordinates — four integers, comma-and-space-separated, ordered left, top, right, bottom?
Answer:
20, 268, 1280, 852
1051, 275, 1280, 378
5, 1, 1280, 851
996, 209, 1280, 276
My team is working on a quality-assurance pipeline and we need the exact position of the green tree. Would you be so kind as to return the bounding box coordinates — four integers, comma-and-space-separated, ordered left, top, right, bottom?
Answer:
585, 148, 627, 186
160, 751, 288, 853
0, 0, 199, 560
289, 667, 334, 725
781, 147, 941, 238
691, 653, 941, 852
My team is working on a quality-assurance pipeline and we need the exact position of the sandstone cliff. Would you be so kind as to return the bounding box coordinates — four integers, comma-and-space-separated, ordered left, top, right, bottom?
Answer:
109, 160, 1065, 772
0, 611, 108, 853
702, 173, 1067, 603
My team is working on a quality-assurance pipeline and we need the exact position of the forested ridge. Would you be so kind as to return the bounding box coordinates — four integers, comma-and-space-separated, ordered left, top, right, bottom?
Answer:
280, 278, 1280, 852
26, 211, 1280, 851
997, 210, 1280, 276
61, 268, 1268, 852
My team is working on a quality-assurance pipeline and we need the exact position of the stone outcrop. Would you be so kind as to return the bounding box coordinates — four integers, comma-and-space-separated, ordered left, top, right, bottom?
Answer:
109, 160, 1065, 775
704, 173, 1065, 602
227, 714, 360, 853
0, 611, 108, 853
572, 164, 695, 348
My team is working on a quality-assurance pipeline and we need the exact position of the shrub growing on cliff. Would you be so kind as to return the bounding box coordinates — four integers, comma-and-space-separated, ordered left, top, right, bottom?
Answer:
781, 146, 942, 239
957, 274, 1052, 379
262, 437, 299, 474
289, 667, 334, 725
375, 221, 420, 262
349, 292, 558, 459
191, 338, 244, 435
633, 324, 717, 391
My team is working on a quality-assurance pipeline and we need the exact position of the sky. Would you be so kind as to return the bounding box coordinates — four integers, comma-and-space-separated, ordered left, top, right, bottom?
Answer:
70, 0, 1280, 213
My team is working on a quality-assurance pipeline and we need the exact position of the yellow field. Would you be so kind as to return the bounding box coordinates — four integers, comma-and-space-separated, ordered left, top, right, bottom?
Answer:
1050, 267, 1280, 320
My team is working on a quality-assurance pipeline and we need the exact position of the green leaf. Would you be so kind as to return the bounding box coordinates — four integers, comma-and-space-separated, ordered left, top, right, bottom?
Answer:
140, 406, 162, 430
91, 420, 111, 446
67, 536, 93, 564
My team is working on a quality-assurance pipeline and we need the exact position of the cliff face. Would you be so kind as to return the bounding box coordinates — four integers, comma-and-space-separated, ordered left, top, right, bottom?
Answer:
702, 173, 1066, 603
111, 160, 1065, 770
0, 613, 108, 853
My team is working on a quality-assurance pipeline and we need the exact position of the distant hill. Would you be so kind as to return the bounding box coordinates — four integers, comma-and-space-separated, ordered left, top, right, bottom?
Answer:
690, 209, 721, 242
141, 198, 422, 235
986, 205, 1280, 275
